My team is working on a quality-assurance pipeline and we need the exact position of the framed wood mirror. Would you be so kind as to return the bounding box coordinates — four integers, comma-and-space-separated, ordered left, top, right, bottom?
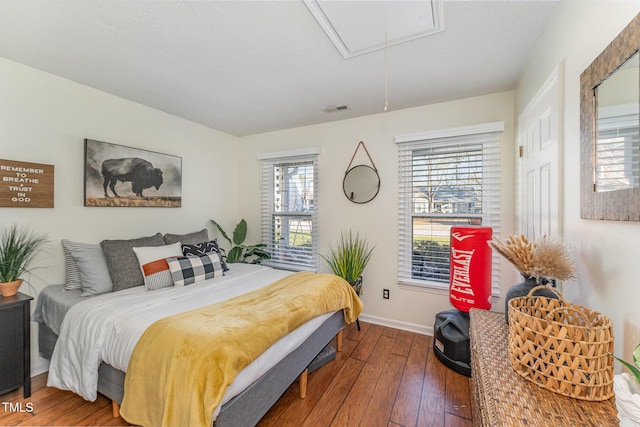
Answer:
580, 13, 640, 220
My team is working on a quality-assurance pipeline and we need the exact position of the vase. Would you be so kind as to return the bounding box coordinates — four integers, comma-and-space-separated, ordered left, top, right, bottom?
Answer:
349, 276, 362, 331
614, 373, 640, 426
0, 278, 23, 297
504, 275, 558, 323
349, 276, 363, 296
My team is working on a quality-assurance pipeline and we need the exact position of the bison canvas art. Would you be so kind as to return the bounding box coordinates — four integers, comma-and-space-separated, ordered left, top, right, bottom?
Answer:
84, 139, 181, 207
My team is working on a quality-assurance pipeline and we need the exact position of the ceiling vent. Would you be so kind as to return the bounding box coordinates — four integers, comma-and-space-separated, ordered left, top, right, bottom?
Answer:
304, 0, 444, 59
322, 104, 351, 113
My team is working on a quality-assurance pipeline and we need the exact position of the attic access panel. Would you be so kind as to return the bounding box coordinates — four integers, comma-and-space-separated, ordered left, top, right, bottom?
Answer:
304, 0, 443, 58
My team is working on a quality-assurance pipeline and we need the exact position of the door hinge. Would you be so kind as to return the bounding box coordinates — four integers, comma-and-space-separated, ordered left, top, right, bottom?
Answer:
519, 145, 524, 158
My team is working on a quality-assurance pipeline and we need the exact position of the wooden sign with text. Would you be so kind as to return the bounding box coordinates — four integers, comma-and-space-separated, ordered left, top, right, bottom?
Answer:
0, 159, 54, 208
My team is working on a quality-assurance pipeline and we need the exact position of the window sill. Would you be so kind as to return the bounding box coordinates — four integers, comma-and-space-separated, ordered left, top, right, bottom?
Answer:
398, 278, 502, 302
398, 279, 450, 295
263, 261, 317, 273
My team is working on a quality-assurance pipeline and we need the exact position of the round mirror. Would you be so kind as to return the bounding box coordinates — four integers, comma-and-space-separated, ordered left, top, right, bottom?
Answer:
343, 165, 380, 204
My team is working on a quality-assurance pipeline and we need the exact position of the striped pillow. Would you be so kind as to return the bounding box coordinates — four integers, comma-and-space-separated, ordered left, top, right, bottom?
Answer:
62, 239, 100, 290
132, 243, 183, 291
167, 253, 224, 287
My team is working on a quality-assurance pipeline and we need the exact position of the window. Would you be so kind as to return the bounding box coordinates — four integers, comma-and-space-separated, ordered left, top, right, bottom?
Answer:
259, 149, 319, 271
397, 123, 503, 294
595, 105, 640, 192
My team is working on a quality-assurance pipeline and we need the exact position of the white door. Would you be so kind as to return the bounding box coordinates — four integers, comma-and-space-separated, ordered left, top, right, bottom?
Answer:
517, 64, 563, 241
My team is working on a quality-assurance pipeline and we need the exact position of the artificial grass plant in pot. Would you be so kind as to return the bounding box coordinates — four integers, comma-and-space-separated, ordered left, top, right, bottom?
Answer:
0, 224, 48, 297
320, 231, 374, 295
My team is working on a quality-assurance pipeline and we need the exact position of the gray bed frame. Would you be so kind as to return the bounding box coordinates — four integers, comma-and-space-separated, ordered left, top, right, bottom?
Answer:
39, 310, 345, 426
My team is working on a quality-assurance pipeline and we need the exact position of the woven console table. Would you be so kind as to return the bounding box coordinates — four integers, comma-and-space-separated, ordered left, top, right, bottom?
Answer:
469, 309, 619, 426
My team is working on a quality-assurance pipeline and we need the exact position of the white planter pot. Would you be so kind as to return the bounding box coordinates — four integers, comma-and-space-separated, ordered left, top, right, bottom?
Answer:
614, 373, 640, 427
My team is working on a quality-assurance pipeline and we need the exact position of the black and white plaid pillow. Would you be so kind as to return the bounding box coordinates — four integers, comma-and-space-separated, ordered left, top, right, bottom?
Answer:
167, 252, 224, 287
181, 239, 229, 271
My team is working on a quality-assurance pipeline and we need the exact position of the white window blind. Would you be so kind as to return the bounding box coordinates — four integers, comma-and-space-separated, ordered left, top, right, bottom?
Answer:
596, 112, 640, 192
397, 128, 502, 294
260, 153, 319, 271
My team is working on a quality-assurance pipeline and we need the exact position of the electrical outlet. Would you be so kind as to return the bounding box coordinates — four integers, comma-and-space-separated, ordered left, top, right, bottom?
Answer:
383, 289, 389, 299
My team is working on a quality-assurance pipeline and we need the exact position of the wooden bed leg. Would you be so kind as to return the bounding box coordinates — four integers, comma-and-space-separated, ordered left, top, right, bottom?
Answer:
112, 401, 120, 418
336, 329, 343, 352
299, 369, 308, 399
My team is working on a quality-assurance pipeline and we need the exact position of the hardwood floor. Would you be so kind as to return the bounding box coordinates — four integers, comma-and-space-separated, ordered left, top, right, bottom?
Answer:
0, 321, 472, 426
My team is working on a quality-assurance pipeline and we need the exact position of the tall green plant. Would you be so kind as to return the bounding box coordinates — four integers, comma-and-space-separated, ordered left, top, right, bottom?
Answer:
613, 343, 640, 385
210, 219, 270, 264
0, 224, 48, 283
320, 231, 374, 284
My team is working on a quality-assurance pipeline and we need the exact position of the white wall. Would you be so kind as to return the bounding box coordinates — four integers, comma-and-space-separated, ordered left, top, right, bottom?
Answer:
0, 57, 241, 373
239, 91, 516, 333
515, 0, 640, 359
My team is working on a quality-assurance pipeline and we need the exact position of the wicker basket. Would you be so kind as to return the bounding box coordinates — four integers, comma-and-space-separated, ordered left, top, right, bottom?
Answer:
507, 285, 614, 401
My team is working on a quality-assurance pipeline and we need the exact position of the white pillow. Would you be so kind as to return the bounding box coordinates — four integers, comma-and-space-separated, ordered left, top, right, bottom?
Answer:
133, 242, 183, 291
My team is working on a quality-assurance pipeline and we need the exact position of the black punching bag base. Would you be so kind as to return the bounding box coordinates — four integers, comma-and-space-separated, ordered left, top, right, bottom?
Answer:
433, 309, 471, 377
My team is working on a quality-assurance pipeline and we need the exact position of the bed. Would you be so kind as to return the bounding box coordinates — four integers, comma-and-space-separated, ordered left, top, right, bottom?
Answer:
34, 263, 360, 426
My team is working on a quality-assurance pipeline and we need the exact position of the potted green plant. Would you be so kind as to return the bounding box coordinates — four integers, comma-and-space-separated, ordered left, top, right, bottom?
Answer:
613, 343, 640, 424
0, 224, 48, 297
210, 219, 270, 264
320, 231, 374, 295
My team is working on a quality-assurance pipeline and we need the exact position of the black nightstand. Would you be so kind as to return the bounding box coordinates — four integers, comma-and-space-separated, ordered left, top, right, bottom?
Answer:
0, 292, 33, 398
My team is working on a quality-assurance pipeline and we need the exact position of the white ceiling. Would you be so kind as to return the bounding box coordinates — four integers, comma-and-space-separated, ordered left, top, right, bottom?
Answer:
0, 0, 558, 137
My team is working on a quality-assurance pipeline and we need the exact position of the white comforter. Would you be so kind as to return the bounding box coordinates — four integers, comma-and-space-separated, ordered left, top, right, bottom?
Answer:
47, 264, 332, 418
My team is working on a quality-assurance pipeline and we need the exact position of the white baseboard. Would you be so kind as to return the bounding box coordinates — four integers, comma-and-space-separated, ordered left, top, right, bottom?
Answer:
358, 313, 433, 336
31, 356, 49, 377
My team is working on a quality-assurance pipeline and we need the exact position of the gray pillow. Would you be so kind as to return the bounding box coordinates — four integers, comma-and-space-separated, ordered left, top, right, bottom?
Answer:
70, 246, 114, 297
100, 233, 164, 291
163, 228, 209, 245
62, 239, 99, 290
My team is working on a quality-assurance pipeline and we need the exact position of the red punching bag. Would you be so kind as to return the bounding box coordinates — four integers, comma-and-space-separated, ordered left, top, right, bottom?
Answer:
449, 226, 492, 312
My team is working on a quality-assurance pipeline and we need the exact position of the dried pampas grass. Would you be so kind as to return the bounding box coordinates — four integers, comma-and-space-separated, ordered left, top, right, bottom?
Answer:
529, 235, 575, 281
489, 234, 575, 281
489, 234, 534, 276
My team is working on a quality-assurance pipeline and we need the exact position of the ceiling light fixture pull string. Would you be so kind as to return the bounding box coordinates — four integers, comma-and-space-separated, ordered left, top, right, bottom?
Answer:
384, 31, 389, 112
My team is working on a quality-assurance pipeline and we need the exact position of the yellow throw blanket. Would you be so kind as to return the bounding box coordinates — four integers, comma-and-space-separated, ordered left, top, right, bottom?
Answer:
119, 271, 363, 427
